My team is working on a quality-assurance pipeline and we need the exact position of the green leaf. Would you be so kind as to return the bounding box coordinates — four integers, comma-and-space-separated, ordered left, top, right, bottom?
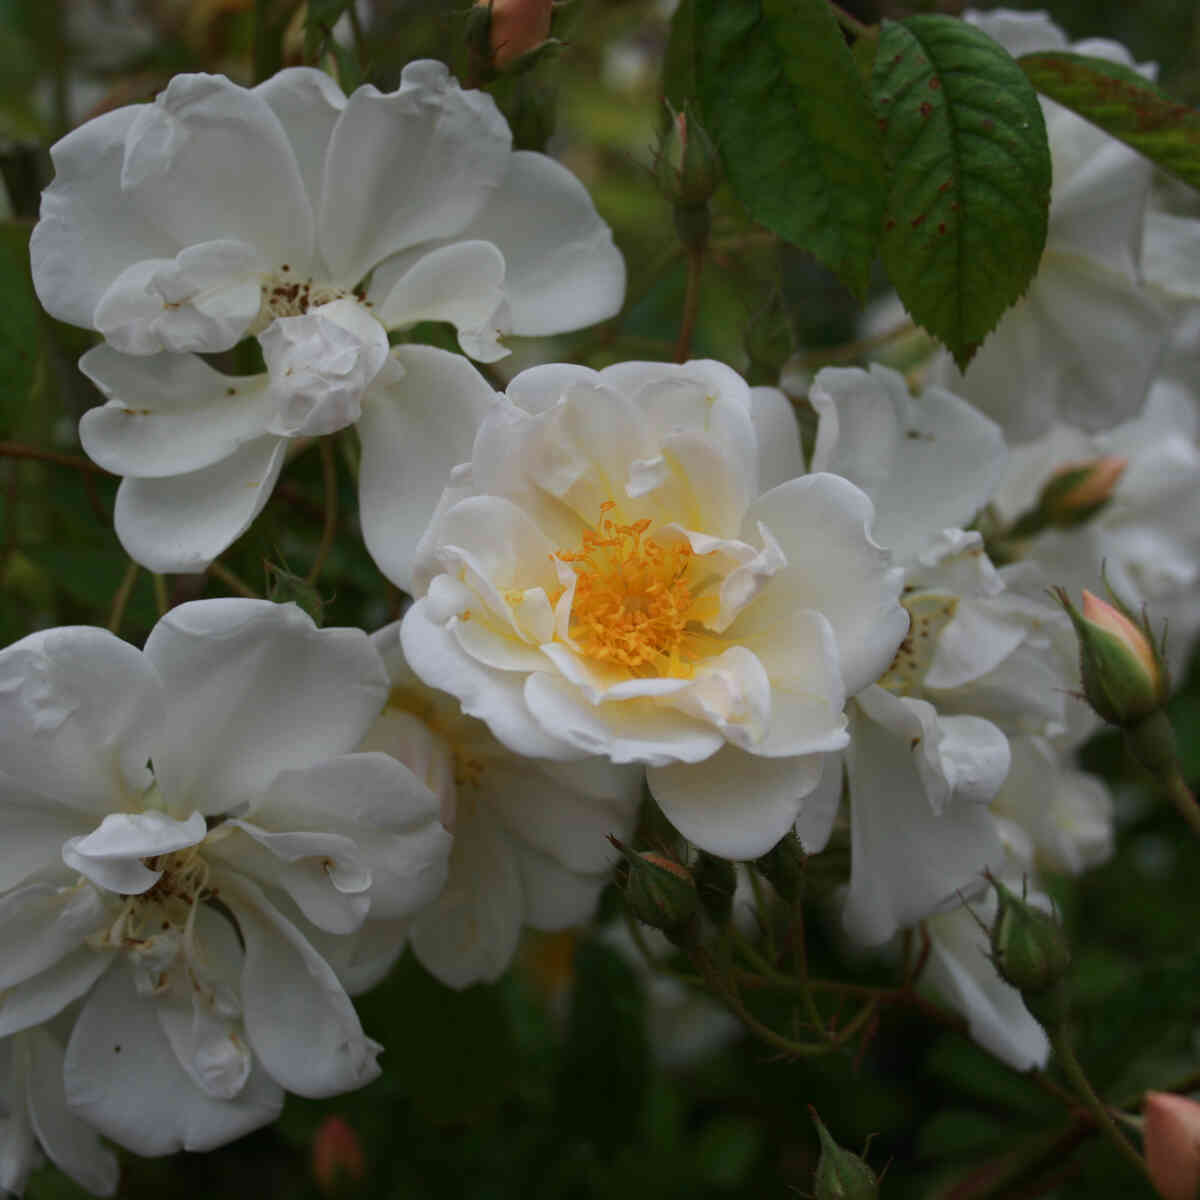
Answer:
695, 0, 885, 299
872, 15, 1051, 370
1020, 51, 1200, 192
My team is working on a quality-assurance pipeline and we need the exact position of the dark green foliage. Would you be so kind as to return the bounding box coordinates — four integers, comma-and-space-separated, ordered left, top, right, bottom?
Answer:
872, 15, 1051, 369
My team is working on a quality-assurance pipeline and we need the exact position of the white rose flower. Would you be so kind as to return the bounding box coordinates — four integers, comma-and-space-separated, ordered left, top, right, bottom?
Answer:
30, 62, 624, 573
1, 1027, 119, 1198
926, 10, 1169, 441
352, 622, 642, 989
0, 600, 450, 1156
395, 360, 908, 860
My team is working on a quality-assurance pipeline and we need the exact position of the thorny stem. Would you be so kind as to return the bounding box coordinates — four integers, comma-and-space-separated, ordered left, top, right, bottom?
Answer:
0, 441, 105, 474
107, 560, 140, 634
673, 245, 705, 364
1051, 1027, 1149, 1181
208, 560, 260, 600
307, 437, 338, 586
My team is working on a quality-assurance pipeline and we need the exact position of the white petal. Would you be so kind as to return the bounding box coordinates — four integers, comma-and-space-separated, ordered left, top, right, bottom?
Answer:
0, 626, 160, 813
318, 60, 511, 283
213, 823, 370, 936
25, 1030, 120, 1196
810, 364, 1006, 560
93, 239, 263, 355
649, 744, 823, 859
217, 872, 382, 1098
113, 434, 287, 574
65, 964, 284, 1155
357, 345, 499, 592
737, 474, 907, 697
1143, 211, 1200, 302
120, 72, 314, 271
509, 839, 608, 930
923, 893, 1050, 1071
410, 807, 523, 988
79, 345, 274, 477
253, 68, 346, 222
524, 671, 725, 766
31, 105, 174, 330
235, 754, 451, 923
842, 691, 1005, 945
0, 884, 107, 991
377, 240, 509, 361
449, 149, 625, 335
931, 252, 1168, 441
261, 299, 389, 437
0, 782, 93, 893
0, 950, 111, 1040
485, 757, 639, 875
401, 599, 580, 760
63, 810, 207, 895
793, 751, 843, 853
749, 386, 804, 491
144, 599, 388, 815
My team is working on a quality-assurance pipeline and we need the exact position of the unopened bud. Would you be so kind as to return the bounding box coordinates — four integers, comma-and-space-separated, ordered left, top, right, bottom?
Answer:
474, 0, 553, 68
1042, 456, 1127, 526
987, 878, 1070, 1023
312, 1115, 365, 1196
266, 563, 324, 626
1008, 456, 1127, 538
810, 1107, 878, 1200
755, 832, 807, 904
694, 851, 737, 925
610, 837, 699, 942
1056, 586, 1167, 729
655, 101, 721, 249
1143, 1091, 1200, 1200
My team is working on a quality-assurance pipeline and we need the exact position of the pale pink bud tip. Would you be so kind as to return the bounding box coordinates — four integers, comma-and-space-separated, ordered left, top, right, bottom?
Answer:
1081, 590, 1159, 685
1052, 455, 1128, 510
313, 1114, 366, 1195
476, 0, 553, 68
1143, 1091, 1200, 1200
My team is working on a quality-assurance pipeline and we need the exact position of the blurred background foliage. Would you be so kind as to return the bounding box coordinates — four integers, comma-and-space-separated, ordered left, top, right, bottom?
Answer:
0, 1, 1197, 1197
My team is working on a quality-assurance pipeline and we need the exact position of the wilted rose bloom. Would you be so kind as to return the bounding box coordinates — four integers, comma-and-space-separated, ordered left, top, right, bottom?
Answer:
0, 601, 450, 1156
30, 62, 624, 573
393, 358, 908, 860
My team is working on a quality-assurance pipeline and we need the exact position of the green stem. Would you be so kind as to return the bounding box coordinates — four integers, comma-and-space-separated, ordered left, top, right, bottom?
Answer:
1051, 1027, 1149, 1181
152, 573, 169, 618
673, 245, 705, 364
0, 441, 105, 474
209, 561, 261, 600
107, 561, 139, 634
1165, 767, 1200, 839
828, 2, 871, 39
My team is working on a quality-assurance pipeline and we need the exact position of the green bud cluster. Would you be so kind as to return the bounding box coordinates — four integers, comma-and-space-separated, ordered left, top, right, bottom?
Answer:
610, 837, 699, 944
987, 878, 1070, 1026
654, 101, 721, 250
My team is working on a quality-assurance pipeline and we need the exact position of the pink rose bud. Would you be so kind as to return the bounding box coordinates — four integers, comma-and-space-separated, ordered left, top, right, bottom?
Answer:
475, 0, 553, 68
1143, 1091, 1200, 1200
1055, 586, 1167, 728
1043, 456, 1128, 525
313, 1114, 366, 1196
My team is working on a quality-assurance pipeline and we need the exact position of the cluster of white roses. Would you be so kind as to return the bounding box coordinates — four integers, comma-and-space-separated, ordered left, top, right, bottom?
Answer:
4, 8, 1199, 1190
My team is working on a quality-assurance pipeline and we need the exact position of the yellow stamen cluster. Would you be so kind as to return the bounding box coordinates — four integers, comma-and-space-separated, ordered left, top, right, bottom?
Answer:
555, 501, 709, 677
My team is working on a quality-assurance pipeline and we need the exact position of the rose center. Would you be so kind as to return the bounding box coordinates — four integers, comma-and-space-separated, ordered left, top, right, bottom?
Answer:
553, 501, 716, 678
